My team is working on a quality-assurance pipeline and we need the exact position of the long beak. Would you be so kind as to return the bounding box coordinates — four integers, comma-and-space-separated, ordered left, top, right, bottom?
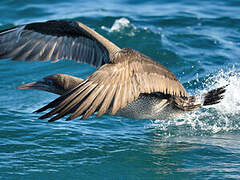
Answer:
17, 81, 44, 90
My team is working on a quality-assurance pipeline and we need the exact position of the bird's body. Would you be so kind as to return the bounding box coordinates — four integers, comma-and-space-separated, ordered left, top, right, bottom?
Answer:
114, 94, 180, 120
18, 74, 184, 120
1, 20, 227, 121
18, 74, 226, 121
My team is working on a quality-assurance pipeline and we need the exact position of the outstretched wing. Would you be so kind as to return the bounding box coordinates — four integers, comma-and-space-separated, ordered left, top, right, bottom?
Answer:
37, 48, 188, 121
0, 20, 120, 67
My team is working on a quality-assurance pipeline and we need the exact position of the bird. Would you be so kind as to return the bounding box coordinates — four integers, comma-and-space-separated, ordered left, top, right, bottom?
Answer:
0, 20, 227, 122
18, 73, 227, 121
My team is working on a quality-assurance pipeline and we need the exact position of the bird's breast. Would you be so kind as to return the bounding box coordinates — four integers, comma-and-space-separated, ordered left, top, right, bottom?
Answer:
111, 93, 183, 120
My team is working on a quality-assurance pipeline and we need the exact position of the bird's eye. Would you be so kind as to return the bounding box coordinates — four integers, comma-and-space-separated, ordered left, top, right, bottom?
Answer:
45, 79, 53, 86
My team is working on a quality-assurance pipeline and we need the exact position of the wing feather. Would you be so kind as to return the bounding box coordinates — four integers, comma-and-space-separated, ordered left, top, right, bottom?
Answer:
0, 20, 120, 67
81, 84, 110, 120
37, 48, 188, 121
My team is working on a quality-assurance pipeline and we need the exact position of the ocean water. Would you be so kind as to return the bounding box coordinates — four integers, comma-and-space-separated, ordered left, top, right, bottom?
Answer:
1, 0, 240, 179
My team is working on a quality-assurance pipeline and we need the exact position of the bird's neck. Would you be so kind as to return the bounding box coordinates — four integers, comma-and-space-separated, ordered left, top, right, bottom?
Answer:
57, 75, 84, 95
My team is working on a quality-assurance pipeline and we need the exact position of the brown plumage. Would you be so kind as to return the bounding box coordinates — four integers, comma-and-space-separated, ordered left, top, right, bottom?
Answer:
18, 74, 227, 121
0, 20, 226, 121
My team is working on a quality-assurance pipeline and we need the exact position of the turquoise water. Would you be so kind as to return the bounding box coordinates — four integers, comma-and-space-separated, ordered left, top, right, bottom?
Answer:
1, 0, 240, 179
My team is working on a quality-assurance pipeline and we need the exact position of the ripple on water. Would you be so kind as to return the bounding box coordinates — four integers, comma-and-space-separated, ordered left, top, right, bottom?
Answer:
1, 0, 240, 179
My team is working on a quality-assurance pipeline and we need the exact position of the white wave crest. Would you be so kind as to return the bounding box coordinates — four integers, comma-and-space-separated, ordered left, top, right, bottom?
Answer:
109, 17, 131, 32
101, 17, 136, 35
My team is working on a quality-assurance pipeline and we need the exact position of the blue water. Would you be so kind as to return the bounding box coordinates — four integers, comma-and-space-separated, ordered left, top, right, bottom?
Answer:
1, 0, 240, 179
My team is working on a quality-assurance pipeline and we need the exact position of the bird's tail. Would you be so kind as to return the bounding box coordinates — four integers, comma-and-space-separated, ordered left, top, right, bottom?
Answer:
202, 85, 228, 106
174, 85, 228, 111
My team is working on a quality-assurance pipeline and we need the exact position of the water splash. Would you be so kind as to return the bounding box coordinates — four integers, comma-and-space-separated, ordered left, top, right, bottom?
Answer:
205, 68, 240, 115
110, 17, 131, 32
150, 67, 240, 136
101, 17, 136, 36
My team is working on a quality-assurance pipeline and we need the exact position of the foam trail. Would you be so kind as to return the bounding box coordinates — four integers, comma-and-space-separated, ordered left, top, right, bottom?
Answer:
209, 69, 240, 115
150, 67, 240, 136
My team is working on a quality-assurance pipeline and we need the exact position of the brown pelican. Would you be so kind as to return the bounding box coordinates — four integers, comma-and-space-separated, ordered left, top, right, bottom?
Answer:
0, 20, 227, 121
18, 73, 226, 121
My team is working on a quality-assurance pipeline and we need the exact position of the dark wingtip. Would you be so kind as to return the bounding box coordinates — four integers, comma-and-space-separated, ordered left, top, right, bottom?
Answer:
48, 117, 58, 122
34, 92, 70, 113
40, 114, 59, 122
66, 116, 73, 121
34, 105, 49, 113
38, 109, 58, 119
39, 114, 47, 120
80, 116, 87, 120
0, 25, 17, 34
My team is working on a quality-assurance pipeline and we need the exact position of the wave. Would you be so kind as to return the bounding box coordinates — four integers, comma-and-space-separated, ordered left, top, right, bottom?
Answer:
101, 17, 137, 36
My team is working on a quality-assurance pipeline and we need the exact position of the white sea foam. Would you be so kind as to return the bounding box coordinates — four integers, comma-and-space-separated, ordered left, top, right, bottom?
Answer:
207, 68, 240, 115
151, 67, 240, 135
110, 17, 131, 32
101, 17, 136, 36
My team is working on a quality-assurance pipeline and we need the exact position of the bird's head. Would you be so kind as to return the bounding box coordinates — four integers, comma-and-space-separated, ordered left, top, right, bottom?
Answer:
17, 74, 82, 95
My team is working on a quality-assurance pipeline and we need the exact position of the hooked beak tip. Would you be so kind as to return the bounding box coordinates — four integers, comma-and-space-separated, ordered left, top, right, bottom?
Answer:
17, 82, 37, 90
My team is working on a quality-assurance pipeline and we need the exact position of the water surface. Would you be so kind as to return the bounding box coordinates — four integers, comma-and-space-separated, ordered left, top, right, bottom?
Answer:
1, 0, 240, 179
